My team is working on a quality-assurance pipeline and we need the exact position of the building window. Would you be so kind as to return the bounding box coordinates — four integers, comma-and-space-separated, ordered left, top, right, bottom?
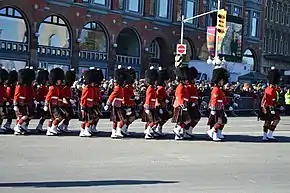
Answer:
158, 0, 169, 18
265, 4, 268, 20
263, 36, 267, 52
268, 34, 272, 53
185, 0, 197, 24
270, 4, 274, 21
244, 10, 249, 36
274, 34, 278, 53
128, 0, 140, 12
251, 12, 259, 37
275, 4, 279, 23
279, 36, 283, 54
281, 5, 286, 24
83, 0, 106, 5
225, 4, 231, 15
287, 7, 290, 26
233, 6, 242, 17
285, 41, 288, 55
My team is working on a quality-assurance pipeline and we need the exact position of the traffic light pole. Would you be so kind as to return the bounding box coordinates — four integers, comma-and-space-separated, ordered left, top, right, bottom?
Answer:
180, 0, 221, 58
214, 0, 221, 60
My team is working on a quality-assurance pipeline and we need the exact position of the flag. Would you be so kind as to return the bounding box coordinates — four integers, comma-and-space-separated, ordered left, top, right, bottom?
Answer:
206, 27, 215, 57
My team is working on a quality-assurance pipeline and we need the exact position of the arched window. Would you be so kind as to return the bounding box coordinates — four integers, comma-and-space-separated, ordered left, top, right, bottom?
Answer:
38, 15, 71, 48
79, 22, 108, 52
242, 49, 255, 71
149, 39, 160, 59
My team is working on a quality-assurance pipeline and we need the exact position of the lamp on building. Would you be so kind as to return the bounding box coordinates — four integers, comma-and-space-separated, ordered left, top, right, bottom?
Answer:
144, 47, 149, 52
34, 32, 40, 37
77, 38, 82, 43
112, 43, 118, 48
207, 56, 226, 66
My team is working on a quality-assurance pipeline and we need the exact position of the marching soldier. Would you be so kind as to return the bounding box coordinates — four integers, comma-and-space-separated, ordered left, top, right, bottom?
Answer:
59, 69, 76, 133
44, 68, 65, 136
1, 69, 17, 132
13, 68, 35, 134
35, 69, 49, 132
0, 67, 8, 132
172, 66, 190, 140
122, 66, 137, 136
184, 66, 201, 138
142, 66, 160, 139
90, 68, 103, 134
104, 65, 127, 138
259, 67, 281, 141
79, 69, 102, 137
207, 66, 229, 141
154, 66, 170, 137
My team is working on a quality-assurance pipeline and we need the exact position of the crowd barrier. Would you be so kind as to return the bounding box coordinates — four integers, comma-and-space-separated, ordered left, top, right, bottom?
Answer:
70, 96, 261, 117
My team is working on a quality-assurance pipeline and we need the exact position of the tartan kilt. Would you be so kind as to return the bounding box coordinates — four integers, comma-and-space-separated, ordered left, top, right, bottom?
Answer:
207, 110, 228, 126
124, 106, 136, 123
0, 105, 6, 119
187, 104, 201, 122
63, 105, 74, 119
156, 106, 170, 121
258, 107, 280, 121
171, 106, 191, 124
79, 107, 100, 122
36, 104, 50, 119
49, 105, 66, 119
4, 105, 14, 119
15, 105, 30, 118
110, 106, 126, 122
141, 108, 161, 123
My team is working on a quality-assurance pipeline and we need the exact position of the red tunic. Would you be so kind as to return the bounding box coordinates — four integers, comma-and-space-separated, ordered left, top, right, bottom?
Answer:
261, 86, 277, 108
123, 85, 135, 107
0, 84, 6, 104
80, 86, 97, 108
144, 85, 157, 109
187, 83, 199, 103
36, 85, 48, 102
156, 86, 167, 107
173, 83, 189, 108
6, 86, 15, 103
14, 85, 30, 106
62, 86, 73, 99
25, 85, 35, 103
45, 85, 63, 107
209, 86, 227, 110
94, 86, 101, 105
107, 85, 124, 107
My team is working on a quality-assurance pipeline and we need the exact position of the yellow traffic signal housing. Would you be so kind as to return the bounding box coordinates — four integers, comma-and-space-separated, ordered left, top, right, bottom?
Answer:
216, 9, 227, 37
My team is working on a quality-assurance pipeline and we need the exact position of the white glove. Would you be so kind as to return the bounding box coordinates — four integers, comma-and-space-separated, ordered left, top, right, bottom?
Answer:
233, 94, 240, 99
6, 102, 10, 106
126, 108, 132, 115
104, 105, 109, 111
192, 103, 196, 107
159, 108, 163, 114
40, 101, 45, 105
211, 110, 216, 115
135, 96, 140, 100
13, 106, 19, 112
271, 110, 275, 114
233, 103, 238, 107
43, 106, 48, 112
34, 100, 39, 105
229, 106, 233, 111
165, 99, 170, 104
145, 109, 150, 114
69, 99, 76, 104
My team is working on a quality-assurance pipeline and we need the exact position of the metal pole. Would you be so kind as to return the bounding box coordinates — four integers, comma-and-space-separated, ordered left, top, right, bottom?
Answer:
180, 15, 184, 45
214, 0, 221, 60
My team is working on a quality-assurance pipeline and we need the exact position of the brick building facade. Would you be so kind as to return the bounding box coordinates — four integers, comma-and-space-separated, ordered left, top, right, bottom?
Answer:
0, 0, 263, 78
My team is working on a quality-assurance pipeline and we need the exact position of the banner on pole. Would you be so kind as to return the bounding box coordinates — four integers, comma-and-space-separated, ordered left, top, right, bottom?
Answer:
206, 27, 215, 57
217, 26, 229, 54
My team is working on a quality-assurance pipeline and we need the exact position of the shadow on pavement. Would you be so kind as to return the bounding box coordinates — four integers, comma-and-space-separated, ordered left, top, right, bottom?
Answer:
0, 179, 179, 188
2, 130, 290, 143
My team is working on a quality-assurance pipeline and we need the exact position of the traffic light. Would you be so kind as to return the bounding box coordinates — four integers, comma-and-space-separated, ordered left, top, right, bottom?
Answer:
175, 54, 183, 68
216, 9, 227, 37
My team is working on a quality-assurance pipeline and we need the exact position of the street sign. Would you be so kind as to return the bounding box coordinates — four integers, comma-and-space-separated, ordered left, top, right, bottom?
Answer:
175, 54, 183, 68
176, 44, 187, 55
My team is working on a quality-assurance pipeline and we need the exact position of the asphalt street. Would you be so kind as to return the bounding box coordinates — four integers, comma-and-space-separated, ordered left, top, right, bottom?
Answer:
0, 117, 290, 193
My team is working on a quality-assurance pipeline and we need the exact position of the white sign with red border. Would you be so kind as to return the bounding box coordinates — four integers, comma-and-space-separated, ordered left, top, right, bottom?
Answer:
176, 44, 187, 55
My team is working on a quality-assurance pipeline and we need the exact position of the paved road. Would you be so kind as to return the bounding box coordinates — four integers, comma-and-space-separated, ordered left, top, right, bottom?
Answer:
0, 117, 290, 193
